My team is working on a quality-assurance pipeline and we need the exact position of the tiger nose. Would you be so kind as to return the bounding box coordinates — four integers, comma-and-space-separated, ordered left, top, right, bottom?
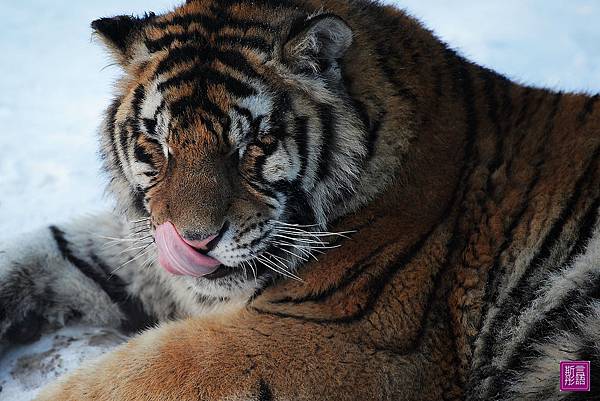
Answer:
181, 221, 229, 252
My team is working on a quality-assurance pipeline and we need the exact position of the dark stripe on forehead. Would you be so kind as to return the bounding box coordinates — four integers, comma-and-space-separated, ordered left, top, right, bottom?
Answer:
161, 68, 256, 121
147, 31, 272, 54
155, 45, 260, 88
146, 31, 206, 53
152, 12, 273, 33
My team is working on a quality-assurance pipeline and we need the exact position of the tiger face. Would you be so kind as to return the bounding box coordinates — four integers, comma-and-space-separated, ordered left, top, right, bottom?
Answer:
94, 2, 368, 299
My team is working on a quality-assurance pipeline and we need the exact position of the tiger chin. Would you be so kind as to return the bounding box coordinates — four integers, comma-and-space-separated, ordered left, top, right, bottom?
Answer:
0, 0, 599, 400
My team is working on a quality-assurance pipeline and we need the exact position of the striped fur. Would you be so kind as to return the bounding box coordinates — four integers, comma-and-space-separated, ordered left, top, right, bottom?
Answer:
0, 0, 598, 400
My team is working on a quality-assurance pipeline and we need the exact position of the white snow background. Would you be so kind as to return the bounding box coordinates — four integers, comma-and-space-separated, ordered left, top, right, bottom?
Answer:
0, 1, 599, 400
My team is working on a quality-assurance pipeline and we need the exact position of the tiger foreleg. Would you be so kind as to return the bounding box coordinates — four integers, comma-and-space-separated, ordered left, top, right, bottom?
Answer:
0, 212, 157, 345
35, 313, 415, 401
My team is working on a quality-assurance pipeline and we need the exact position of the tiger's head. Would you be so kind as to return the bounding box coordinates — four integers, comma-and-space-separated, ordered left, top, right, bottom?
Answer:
93, 1, 387, 300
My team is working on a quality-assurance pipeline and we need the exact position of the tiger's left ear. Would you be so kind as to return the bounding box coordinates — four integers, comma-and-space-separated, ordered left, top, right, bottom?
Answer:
91, 13, 155, 65
284, 13, 353, 73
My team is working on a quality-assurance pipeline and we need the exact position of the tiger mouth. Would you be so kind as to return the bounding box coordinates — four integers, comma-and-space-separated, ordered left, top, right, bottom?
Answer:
154, 221, 267, 281
154, 222, 223, 277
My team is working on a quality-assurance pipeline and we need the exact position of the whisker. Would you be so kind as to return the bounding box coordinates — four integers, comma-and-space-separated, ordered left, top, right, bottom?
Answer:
249, 259, 258, 285
272, 221, 322, 228
101, 235, 153, 250
274, 245, 309, 262
110, 244, 154, 276
255, 254, 291, 279
273, 240, 319, 260
116, 243, 155, 255
271, 233, 330, 245
263, 252, 303, 282
127, 217, 151, 224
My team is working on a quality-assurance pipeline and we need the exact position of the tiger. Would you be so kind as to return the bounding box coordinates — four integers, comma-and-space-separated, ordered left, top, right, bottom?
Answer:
0, 0, 598, 399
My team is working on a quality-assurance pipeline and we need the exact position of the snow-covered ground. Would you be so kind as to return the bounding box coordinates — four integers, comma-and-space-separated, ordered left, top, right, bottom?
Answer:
0, 1, 599, 400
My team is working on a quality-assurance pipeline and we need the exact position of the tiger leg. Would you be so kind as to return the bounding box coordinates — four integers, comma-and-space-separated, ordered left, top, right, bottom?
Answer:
35, 310, 457, 401
0, 212, 161, 346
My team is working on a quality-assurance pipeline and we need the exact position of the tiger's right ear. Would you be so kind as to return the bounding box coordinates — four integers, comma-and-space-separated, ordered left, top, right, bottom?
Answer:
283, 13, 353, 73
91, 13, 155, 65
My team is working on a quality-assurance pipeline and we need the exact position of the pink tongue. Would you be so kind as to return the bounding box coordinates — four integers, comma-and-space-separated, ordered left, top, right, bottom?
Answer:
154, 222, 221, 277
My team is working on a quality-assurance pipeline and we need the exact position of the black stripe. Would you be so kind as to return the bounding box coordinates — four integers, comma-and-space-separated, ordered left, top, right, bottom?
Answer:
513, 88, 534, 127
142, 117, 157, 137
577, 93, 599, 126
146, 30, 207, 53
152, 12, 273, 33
257, 379, 274, 401
478, 90, 547, 316
374, 41, 419, 108
131, 189, 148, 215
480, 69, 500, 133
253, 222, 438, 323
156, 42, 260, 79
292, 115, 309, 181
315, 104, 335, 180
472, 93, 563, 379
242, 177, 279, 207
149, 30, 272, 54
160, 63, 256, 100
365, 114, 383, 159
565, 195, 600, 266
117, 121, 131, 164
233, 105, 253, 123
49, 226, 156, 332
492, 92, 562, 294
154, 42, 208, 76
130, 85, 145, 127
509, 143, 598, 305
103, 98, 128, 177
133, 141, 154, 166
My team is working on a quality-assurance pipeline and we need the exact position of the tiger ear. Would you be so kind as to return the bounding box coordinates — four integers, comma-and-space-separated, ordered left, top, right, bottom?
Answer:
284, 13, 353, 73
91, 13, 155, 65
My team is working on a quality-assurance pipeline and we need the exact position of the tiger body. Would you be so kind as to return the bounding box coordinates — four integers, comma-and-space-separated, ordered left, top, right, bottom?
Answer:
0, 0, 598, 400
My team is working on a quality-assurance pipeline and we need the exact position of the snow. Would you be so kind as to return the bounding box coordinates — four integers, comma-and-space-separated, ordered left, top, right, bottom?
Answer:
0, 1, 599, 400
0, 326, 126, 401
